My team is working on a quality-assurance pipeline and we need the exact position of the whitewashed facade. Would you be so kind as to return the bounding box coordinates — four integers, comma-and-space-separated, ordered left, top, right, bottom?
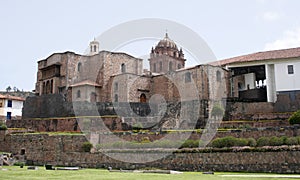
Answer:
0, 94, 25, 120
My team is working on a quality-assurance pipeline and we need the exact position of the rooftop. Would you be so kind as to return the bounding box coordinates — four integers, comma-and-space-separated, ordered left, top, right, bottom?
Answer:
210, 47, 300, 66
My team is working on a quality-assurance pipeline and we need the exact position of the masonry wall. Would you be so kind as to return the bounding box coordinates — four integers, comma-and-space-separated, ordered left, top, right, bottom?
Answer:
1, 133, 300, 173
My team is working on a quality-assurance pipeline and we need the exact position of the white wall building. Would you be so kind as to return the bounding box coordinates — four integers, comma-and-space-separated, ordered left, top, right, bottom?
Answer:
210, 47, 300, 103
0, 94, 25, 121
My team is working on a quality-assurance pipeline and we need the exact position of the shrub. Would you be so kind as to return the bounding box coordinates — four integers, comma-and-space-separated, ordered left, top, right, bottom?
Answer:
297, 136, 300, 145
234, 138, 248, 147
256, 137, 270, 147
247, 138, 257, 147
0, 123, 7, 130
82, 142, 93, 152
289, 110, 300, 125
181, 140, 199, 148
280, 136, 288, 145
286, 137, 298, 145
269, 136, 284, 146
140, 137, 150, 143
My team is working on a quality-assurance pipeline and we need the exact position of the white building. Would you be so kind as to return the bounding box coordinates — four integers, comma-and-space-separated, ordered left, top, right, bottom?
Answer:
0, 94, 25, 120
211, 47, 300, 103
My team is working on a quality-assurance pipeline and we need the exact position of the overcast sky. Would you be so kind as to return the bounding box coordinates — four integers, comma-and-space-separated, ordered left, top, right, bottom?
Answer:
1, 0, 300, 91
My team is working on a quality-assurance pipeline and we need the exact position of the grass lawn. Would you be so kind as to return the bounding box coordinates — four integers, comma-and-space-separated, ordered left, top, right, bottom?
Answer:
0, 166, 299, 180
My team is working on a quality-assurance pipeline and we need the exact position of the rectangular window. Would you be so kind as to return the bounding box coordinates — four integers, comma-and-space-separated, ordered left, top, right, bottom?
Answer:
7, 100, 12, 107
7, 112, 11, 120
288, 65, 294, 74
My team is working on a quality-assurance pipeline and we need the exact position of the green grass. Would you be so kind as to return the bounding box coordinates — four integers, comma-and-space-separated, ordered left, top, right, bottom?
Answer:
0, 166, 299, 180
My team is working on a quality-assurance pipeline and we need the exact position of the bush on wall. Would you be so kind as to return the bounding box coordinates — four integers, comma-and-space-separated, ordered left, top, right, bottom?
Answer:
82, 142, 93, 152
0, 122, 7, 130
289, 110, 300, 125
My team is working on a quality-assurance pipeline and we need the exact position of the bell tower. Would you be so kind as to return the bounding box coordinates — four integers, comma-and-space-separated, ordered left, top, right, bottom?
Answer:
89, 38, 99, 55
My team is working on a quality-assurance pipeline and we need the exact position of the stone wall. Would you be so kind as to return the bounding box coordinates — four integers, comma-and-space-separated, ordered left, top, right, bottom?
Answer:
1, 133, 300, 173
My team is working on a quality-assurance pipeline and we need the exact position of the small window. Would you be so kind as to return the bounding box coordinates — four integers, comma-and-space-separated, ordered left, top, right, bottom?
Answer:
121, 63, 126, 73
20, 149, 26, 155
77, 90, 81, 98
288, 65, 294, 74
78, 62, 82, 72
6, 112, 11, 120
94, 45, 97, 52
7, 100, 12, 107
216, 71, 221, 82
185, 72, 191, 83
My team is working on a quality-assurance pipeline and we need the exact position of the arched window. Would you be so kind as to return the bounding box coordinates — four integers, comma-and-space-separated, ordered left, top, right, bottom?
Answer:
114, 94, 118, 102
121, 63, 126, 73
153, 63, 156, 72
77, 62, 82, 72
185, 72, 191, 83
90, 46, 93, 53
94, 45, 97, 52
140, 93, 146, 103
159, 61, 162, 71
50, 79, 53, 94
77, 90, 81, 98
216, 70, 221, 82
169, 62, 173, 71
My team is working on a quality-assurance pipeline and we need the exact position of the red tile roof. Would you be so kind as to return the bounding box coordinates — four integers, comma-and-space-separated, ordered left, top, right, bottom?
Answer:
0, 94, 25, 101
210, 47, 300, 66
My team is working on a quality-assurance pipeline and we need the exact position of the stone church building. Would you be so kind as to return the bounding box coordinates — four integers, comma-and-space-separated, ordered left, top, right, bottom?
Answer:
34, 33, 228, 106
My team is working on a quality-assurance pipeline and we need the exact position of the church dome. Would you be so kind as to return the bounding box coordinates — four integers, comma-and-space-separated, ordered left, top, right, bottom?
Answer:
156, 33, 178, 51
151, 33, 184, 59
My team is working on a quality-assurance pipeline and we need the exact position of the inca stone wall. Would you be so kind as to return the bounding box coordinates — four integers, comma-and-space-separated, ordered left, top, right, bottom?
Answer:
1, 133, 300, 173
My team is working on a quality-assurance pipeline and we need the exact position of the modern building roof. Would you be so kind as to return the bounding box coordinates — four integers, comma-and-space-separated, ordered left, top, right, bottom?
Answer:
210, 47, 300, 66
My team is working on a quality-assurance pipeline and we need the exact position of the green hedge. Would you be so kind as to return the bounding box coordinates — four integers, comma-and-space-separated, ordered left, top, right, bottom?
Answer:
210, 136, 254, 148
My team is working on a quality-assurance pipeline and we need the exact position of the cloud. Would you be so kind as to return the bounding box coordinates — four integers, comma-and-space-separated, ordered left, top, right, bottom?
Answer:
262, 11, 281, 21
264, 27, 300, 50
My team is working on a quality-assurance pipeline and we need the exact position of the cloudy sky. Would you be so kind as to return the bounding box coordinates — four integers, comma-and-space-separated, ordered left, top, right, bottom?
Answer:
1, 0, 300, 91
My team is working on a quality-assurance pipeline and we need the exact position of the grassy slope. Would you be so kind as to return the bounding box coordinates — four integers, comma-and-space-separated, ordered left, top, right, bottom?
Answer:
0, 166, 296, 180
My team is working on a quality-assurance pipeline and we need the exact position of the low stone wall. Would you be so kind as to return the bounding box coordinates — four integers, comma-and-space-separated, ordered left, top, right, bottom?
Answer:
1, 133, 300, 173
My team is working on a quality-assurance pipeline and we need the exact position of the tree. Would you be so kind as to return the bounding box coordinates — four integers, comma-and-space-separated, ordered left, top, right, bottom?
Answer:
6, 86, 11, 92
